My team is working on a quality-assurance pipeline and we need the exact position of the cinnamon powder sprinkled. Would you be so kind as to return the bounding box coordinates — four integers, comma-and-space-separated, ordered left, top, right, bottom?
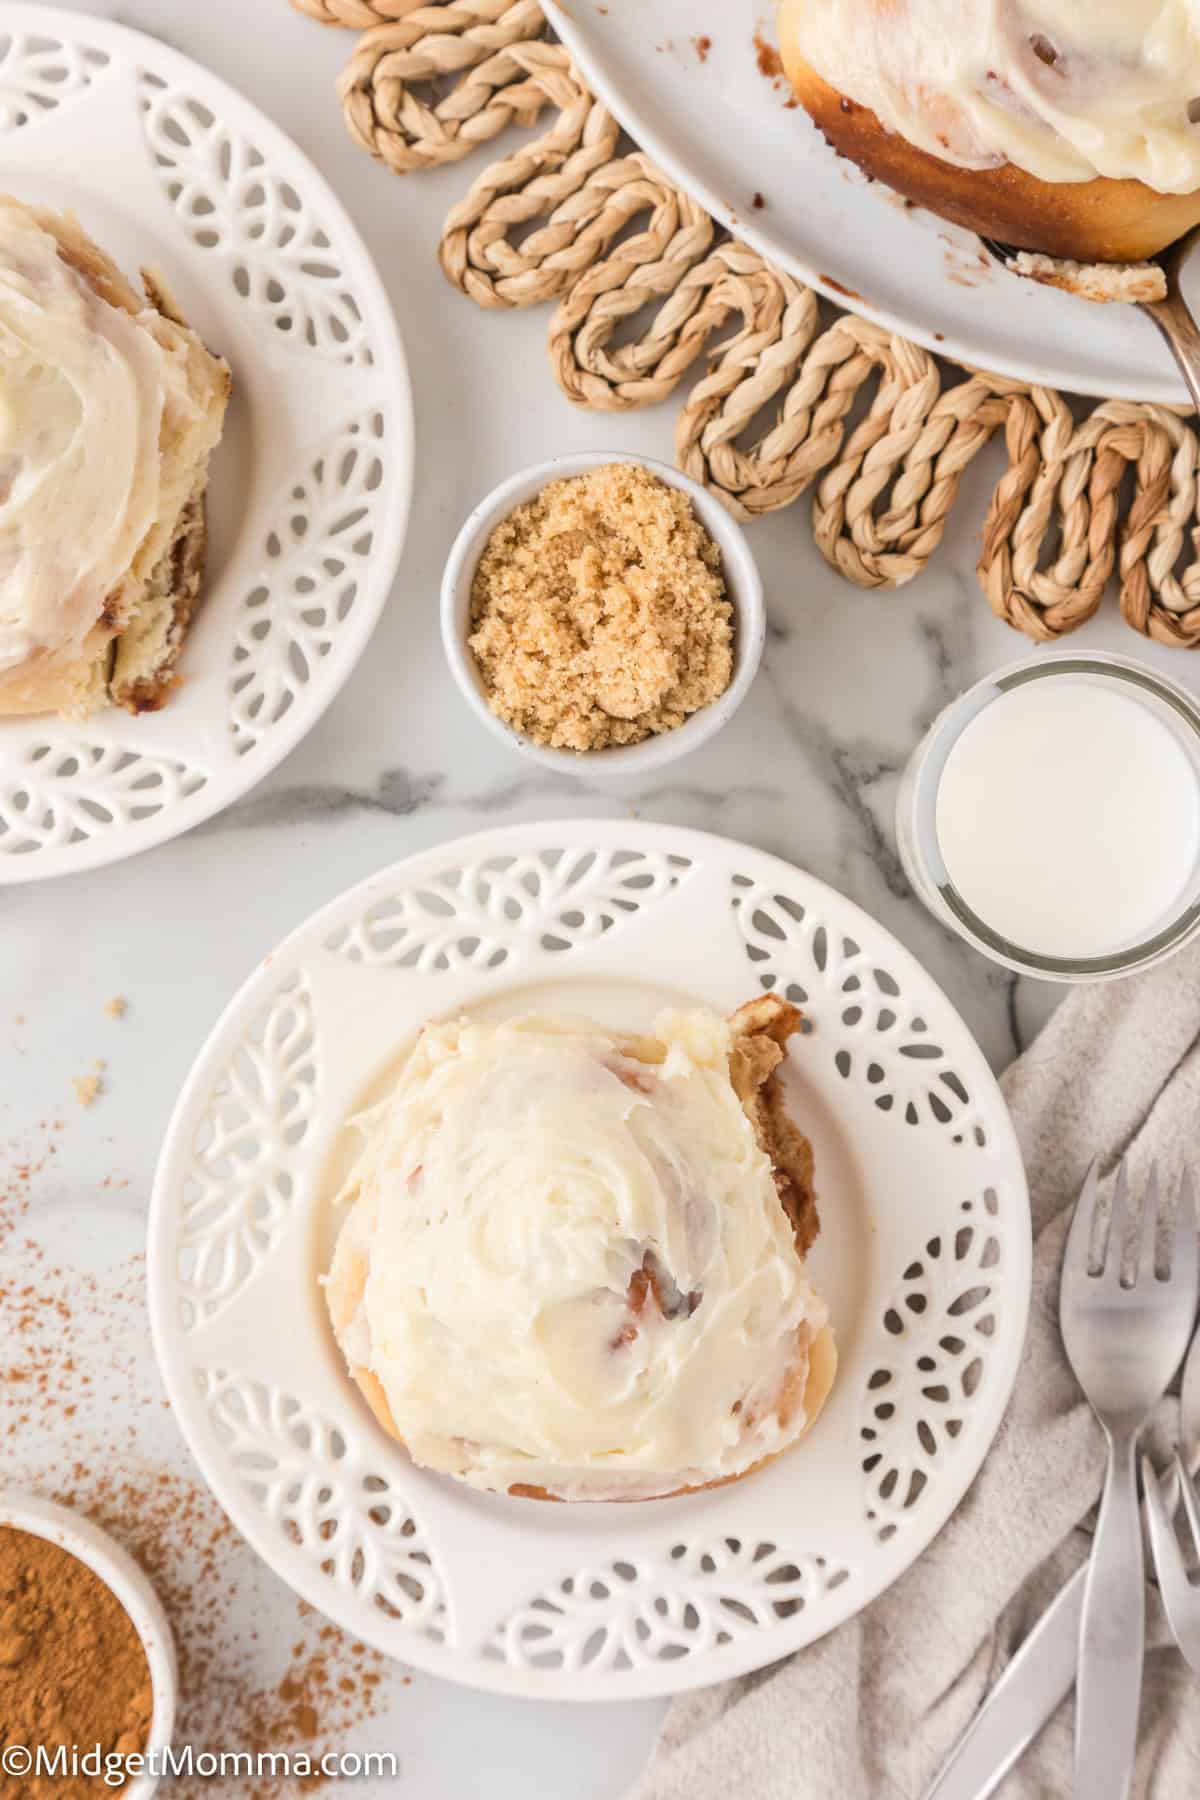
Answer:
2, 1122, 398, 1799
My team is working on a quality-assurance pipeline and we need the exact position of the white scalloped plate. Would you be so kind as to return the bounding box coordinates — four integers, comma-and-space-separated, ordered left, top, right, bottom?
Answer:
545, 0, 1190, 403
148, 821, 1030, 1699
0, 7, 412, 881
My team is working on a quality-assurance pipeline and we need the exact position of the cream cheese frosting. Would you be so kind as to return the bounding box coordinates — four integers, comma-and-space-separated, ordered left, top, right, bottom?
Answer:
0, 201, 192, 682
786, 0, 1200, 190
325, 1010, 828, 1500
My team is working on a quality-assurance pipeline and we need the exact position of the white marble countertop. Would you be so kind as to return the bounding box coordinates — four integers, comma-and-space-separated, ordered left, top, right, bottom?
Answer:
6, 2, 1200, 1795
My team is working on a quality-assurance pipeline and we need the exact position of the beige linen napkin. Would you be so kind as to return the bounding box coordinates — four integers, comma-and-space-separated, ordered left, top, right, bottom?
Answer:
631, 949, 1200, 1800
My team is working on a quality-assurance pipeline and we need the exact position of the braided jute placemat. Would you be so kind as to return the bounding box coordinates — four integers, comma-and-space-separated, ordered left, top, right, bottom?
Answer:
292, 0, 1200, 648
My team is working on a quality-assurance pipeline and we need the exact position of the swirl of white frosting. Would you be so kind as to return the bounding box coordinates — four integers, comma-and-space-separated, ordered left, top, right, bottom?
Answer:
787, 0, 1200, 191
0, 203, 185, 679
326, 1011, 827, 1500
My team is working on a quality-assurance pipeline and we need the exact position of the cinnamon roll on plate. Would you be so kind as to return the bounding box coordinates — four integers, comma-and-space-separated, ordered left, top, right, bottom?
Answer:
0, 197, 229, 719
778, 1, 1200, 264
324, 996, 836, 1502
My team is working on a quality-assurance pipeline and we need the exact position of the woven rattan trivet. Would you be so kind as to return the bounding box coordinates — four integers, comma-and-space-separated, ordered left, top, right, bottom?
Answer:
291, 0, 1200, 648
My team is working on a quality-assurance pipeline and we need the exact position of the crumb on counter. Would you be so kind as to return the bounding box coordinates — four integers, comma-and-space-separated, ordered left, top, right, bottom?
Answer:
467, 464, 733, 753
72, 1073, 102, 1108
104, 995, 127, 1018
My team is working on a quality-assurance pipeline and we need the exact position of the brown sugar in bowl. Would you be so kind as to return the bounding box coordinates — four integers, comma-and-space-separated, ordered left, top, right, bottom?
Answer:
0, 1492, 176, 1799
441, 452, 766, 775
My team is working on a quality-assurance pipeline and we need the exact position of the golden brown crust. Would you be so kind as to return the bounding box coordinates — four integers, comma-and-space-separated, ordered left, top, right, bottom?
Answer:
780, 47, 1200, 264
327, 999, 836, 1501
727, 994, 819, 1257
109, 488, 209, 713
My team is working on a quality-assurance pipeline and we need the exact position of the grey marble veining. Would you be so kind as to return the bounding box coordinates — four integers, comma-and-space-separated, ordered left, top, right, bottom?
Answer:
6, 2, 1200, 1794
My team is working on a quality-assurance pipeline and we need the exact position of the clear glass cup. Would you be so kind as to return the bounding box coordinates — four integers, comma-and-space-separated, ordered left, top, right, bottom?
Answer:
896, 651, 1200, 982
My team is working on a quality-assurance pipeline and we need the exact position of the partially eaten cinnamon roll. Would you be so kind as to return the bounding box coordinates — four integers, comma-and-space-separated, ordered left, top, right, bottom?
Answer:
324, 996, 836, 1501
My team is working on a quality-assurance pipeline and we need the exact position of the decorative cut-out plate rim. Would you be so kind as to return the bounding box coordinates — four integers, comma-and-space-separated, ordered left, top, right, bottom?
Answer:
149, 820, 1031, 1698
0, 5, 413, 883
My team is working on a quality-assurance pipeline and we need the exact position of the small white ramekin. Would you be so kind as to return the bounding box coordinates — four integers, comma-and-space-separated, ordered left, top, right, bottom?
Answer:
440, 451, 766, 775
0, 1491, 177, 1799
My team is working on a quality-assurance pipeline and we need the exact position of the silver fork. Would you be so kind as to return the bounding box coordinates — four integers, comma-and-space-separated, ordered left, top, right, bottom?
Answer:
1143, 1314, 1200, 1675
1060, 1162, 1199, 1799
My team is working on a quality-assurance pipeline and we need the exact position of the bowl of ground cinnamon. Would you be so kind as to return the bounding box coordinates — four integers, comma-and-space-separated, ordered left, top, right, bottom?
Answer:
442, 454, 765, 772
0, 1492, 176, 1798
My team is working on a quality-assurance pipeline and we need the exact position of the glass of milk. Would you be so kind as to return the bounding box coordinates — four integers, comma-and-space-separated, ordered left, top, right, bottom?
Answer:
897, 652, 1200, 981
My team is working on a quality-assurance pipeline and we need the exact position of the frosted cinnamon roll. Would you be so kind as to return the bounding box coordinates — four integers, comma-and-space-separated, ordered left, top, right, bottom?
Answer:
324, 996, 836, 1501
0, 198, 229, 718
778, 1, 1200, 262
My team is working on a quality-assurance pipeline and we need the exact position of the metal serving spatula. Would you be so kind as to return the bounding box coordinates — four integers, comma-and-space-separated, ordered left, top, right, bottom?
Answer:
1139, 225, 1200, 410
983, 226, 1200, 412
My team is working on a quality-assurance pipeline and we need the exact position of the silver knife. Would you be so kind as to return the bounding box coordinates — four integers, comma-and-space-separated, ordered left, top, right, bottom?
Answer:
924, 1567, 1083, 1800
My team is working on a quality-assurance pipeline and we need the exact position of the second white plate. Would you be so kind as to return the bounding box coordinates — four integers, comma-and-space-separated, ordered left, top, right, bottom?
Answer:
547, 0, 1189, 403
0, 7, 413, 881
149, 820, 1030, 1698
